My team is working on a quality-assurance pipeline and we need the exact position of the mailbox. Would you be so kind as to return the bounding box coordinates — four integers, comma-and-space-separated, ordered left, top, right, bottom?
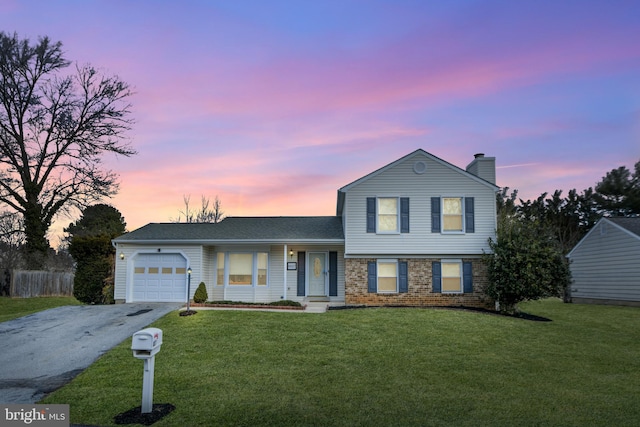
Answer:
132, 328, 163, 359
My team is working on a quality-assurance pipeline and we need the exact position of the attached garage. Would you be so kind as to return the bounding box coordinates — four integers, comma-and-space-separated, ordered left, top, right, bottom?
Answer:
132, 253, 187, 302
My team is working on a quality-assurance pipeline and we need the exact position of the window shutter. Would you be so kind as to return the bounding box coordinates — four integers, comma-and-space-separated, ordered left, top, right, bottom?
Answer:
399, 261, 408, 293
366, 197, 376, 233
432, 261, 441, 293
329, 251, 338, 297
465, 197, 475, 233
400, 198, 410, 233
367, 261, 377, 293
463, 261, 473, 293
431, 197, 441, 233
297, 252, 306, 296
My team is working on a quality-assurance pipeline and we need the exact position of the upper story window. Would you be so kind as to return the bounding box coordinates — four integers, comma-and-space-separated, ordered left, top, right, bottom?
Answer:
378, 198, 398, 232
367, 197, 409, 234
432, 197, 474, 234
443, 197, 463, 232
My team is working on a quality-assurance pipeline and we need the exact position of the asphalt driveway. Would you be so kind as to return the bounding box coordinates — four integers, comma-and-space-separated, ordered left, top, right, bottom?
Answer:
0, 302, 181, 404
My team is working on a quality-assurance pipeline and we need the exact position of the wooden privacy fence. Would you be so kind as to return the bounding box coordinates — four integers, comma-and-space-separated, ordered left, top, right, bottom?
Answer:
5, 270, 74, 298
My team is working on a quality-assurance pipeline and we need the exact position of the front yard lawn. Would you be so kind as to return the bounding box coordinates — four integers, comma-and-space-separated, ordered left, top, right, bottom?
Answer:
41, 299, 640, 426
0, 296, 82, 323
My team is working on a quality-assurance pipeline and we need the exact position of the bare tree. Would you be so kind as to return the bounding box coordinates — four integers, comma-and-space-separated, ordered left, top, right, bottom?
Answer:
173, 194, 224, 223
0, 32, 135, 268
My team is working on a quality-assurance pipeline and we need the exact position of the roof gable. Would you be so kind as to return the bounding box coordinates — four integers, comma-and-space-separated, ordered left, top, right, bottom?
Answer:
568, 217, 640, 258
336, 149, 499, 215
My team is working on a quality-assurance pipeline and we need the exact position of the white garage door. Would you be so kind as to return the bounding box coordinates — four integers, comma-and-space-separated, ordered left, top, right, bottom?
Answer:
132, 253, 187, 302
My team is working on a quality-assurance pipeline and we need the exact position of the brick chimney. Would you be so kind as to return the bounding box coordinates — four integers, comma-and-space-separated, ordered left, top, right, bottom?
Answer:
465, 153, 496, 184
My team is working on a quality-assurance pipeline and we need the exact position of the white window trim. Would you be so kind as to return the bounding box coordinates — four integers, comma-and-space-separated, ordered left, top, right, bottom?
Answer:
441, 259, 463, 294
377, 259, 399, 293
376, 196, 400, 234
441, 196, 465, 234
216, 251, 270, 288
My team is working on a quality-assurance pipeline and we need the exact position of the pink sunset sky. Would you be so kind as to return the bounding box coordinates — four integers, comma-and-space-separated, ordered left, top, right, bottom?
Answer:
1, 1, 639, 243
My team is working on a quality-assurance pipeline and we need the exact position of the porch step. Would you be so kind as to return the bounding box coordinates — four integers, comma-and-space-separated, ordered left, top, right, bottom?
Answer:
304, 302, 328, 313
306, 296, 330, 302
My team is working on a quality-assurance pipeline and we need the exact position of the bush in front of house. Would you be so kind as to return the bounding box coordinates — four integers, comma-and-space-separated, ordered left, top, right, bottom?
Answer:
483, 214, 571, 314
193, 282, 208, 303
269, 300, 302, 307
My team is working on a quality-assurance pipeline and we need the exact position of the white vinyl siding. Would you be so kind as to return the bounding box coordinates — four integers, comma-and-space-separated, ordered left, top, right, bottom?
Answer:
569, 220, 640, 303
342, 152, 496, 256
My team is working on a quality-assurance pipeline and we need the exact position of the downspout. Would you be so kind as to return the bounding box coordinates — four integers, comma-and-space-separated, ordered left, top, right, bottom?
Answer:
283, 244, 288, 300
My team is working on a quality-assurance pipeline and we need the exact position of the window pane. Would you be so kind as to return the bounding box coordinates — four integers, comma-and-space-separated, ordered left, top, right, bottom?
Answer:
257, 253, 268, 286
134, 267, 145, 274
442, 277, 461, 292
378, 262, 397, 277
378, 215, 398, 231
229, 253, 253, 285
442, 263, 461, 277
443, 198, 462, 214
217, 253, 225, 286
378, 277, 397, 292
176, 268, 186, 274
378, 198, 397, 214
148, 267, 159, 274
162, 267, 172, 274
443, 215, 463, 231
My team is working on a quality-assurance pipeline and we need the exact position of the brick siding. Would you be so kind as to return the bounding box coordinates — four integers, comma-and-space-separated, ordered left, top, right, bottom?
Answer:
345, 258, 492, 308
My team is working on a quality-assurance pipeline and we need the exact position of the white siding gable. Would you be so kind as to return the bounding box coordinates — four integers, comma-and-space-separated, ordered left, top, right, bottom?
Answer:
340, 150, 498, 256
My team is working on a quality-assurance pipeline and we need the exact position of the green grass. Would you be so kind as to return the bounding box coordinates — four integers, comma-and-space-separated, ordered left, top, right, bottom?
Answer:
41, 299, 640, 426
0, 296, 83, 323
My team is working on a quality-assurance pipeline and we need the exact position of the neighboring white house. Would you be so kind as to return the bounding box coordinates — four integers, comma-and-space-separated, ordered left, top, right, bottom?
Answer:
567, 217, 640, 306
112, 149, 499, 307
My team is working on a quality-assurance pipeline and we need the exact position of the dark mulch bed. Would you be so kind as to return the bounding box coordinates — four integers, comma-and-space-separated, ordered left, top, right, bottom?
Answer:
114, 403, 175, 425
178, 309, 197, 316
328, 304, 551, 321
186, 302, 304, 311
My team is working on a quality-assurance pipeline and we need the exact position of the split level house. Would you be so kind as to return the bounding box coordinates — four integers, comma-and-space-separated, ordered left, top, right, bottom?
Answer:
112, 149, 499, 308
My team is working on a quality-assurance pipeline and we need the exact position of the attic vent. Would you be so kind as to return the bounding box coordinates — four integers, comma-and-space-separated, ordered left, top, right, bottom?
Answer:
413, 161, 427, 174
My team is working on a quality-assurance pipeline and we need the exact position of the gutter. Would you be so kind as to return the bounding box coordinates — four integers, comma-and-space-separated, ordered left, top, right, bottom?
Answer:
111, 238, 345, 245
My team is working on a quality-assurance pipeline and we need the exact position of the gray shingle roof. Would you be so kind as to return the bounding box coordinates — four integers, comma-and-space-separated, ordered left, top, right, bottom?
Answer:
609, 217, 640, 237
113, 216, 344, 243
